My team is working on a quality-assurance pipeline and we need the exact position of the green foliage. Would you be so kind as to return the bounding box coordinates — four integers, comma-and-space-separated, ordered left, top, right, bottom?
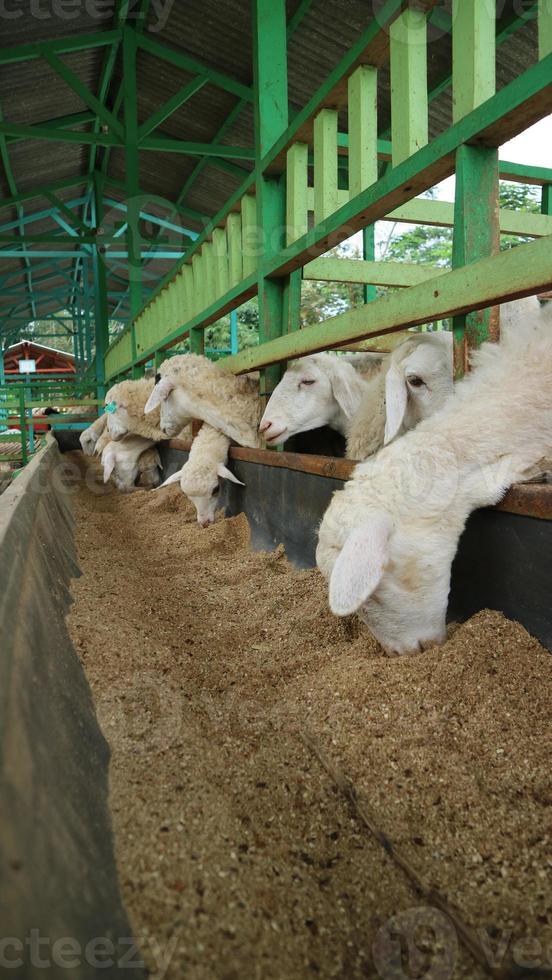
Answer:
204, 299, 260, 359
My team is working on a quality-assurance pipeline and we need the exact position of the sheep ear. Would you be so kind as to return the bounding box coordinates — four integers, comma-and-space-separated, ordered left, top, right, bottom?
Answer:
144, 377, 174, 414
155, 468, 183, 490
103, 454, 115, 483
330, 366, 359, 420
329, 514, 391, 616
217, 463, 245, 486
384, 364, 408, 445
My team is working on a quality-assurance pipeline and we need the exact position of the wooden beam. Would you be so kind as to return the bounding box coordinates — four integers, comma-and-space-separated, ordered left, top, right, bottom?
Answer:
452, 0, 496, 123
220, 233, 552, 373
303, 258, 445, 287
390, 8, 428, 165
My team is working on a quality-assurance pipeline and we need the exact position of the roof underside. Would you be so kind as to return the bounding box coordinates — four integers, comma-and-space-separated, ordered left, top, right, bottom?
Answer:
0, 0, 540, 344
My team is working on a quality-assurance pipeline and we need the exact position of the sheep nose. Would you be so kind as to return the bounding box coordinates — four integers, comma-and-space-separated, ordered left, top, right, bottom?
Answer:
199, 518, 212, 528
259, 419, 273, 434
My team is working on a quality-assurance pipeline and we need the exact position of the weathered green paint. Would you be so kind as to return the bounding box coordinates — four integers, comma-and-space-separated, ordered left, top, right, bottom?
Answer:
348, 66, 378, 198
92, 173, 109, 393
261, 54, 552, 281
212, 228, 229, 298
241, 194, 258, 280
43, 50, 125, 138
252, 0, 288, 158
390, 8, 428, 165
122, 26, 142, 325
227, 213, 243, 287
221, 234, 552, 374
452, 0, 496, 122
387, 198, 552, 237
362, 226, 377, 304
303, 257, 445, 287
137, 33, 253, 103
314, 109, 338, 224
189, 328, 204, 355
539, 0, 552, 58
286, 143, 309, 244
0, 29, 121, 66
542, 183, 552, 215
452, 144, 500, 377
137, 76, 208, 142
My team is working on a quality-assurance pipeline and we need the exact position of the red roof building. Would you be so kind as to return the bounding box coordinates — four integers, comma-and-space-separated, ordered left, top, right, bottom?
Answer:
3, 341, 75, 377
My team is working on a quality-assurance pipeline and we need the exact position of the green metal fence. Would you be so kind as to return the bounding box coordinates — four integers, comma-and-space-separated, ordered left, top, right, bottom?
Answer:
0, 381, 101, 466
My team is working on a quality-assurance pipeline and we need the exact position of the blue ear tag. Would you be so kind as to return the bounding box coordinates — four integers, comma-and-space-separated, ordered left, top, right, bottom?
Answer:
105, 401, 117, 414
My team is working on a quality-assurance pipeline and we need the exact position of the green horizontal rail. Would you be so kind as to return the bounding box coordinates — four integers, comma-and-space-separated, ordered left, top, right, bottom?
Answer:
221, 234, 552, 372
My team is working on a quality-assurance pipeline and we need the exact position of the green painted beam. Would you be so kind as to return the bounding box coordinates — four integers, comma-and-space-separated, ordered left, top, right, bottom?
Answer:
261, 53, 552, 280
390, 7, 428, 165
452, 144, 500, 376
0, 122, 120, 147
539, 0, 552, 58
175, 0, 313, 212
0, 29, 122, 66
139, 138, 255, 158
452, 0, 496, 122
42, 50, 125, 139
386, 198, 552, 238
303, 258, 445, 287
253, 0, 289, 394
137, 33, 253, 103
221, 234, 552, 374
0, 177, 85, 212
4, 111, 97, 146
348, 66, 378, 198
137, 75, 208, 142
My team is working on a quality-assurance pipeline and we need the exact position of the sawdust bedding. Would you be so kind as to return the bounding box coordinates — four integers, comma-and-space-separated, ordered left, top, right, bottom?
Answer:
67, 455, 552, 980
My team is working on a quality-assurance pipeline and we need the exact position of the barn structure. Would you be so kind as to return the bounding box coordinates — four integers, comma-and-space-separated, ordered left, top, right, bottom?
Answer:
2, 340, 76, 377
1, 4, 552, 977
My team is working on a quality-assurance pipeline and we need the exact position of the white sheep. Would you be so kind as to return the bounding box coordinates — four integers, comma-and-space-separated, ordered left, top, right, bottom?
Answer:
101, 435, 161, 493
316, 297, 552, 656
144, 354, 263, 448
105, 377, 170, 442
259, 334, 453, 459
80, 413, 107, 456
156, 424, 244, 526
347, 332, 453, 459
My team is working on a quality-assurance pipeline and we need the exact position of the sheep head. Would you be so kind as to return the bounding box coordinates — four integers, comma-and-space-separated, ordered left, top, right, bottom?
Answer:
259, 354, 366, 445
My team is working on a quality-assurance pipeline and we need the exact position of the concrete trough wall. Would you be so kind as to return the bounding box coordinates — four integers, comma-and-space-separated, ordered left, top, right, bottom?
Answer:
0, 440, 145, 980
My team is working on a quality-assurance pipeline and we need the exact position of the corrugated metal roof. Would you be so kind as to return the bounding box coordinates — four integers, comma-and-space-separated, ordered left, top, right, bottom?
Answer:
0, 0, 541, 343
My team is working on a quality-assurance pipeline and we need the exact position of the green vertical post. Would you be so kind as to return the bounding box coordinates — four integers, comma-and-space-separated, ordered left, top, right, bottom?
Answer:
253, 0, 289, 397
92, 171, 109, 398
348, 65, 378, 198
390, 8, 428, 166
539, 0, 552, 59
452, 0, 496, 123
362, 226, 377, 304
19, 389, 27, 466
154, 350, 169, 371
0, 347, 5, 427
189, 328, 204, 355
452, 144, 500, 378
542, 184, 552, 216
123, 24, 143, 378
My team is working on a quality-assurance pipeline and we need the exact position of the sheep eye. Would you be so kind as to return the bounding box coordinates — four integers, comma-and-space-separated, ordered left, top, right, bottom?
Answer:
155, 373, 161, 383
301, 379, 316, 387
407, 376, 425, 388
211, 486, 220, 497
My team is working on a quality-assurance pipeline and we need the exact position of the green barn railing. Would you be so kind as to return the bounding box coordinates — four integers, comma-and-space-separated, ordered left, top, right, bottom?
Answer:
100, 0, 552, 388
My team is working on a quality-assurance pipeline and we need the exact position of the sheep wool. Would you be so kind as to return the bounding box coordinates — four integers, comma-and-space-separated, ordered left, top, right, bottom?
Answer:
151, 354, 263, 448
317, 300, 552, 655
